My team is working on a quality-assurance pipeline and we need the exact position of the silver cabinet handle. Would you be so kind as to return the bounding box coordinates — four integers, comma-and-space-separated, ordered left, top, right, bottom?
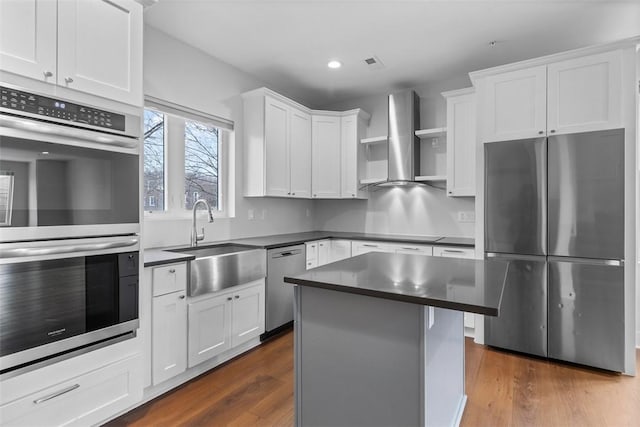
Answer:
362, 244, 377, 248
33, 384, 80, 404
291, 192, 296, 195
550, 129, 556, 133
234, 295, 240, 299
43, 71, 53, 78
64, 77, 74, 84
538, 131, 544, 135
169, 268, 176, 273
227, 297, 232, 301
287, 192, 291, 195
0, 237, 138, 258
401, 247, 420, 251
443, 249, 464, 253
179, 295, 185, 299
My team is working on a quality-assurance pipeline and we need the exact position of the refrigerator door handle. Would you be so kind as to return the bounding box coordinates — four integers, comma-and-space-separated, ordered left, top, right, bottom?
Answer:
485, 252, 547, 262
547, 256, 624, 266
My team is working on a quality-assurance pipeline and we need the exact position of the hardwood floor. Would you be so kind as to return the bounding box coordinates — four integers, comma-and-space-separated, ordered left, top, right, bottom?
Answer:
108, 331, 640, 426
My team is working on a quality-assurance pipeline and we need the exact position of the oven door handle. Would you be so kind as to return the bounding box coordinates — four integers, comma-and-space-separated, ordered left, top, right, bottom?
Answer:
0, 237, 139, 259
0, 115, 138, 150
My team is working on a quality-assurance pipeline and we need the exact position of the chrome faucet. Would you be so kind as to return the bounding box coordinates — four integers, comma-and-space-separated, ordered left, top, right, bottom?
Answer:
191, 199, 214, 247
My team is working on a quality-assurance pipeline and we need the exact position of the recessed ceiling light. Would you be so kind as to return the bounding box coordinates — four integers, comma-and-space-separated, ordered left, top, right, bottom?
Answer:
327, 60, 342, 69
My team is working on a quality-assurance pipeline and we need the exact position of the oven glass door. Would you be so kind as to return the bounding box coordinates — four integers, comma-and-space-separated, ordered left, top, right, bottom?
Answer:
0, 134, 139, 229
0, 251, 139, 359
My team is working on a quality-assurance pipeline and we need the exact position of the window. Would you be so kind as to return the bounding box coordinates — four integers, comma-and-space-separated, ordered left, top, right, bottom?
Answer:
143, 109, 165, 211
142, 102, 232, 217
184, 120, 220, 210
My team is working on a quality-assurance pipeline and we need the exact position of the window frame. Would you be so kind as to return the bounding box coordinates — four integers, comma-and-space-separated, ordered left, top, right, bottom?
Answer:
142, 105, 233, 220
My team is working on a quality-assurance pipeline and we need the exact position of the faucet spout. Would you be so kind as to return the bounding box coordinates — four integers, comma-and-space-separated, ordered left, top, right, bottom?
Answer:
191, 199, 214, 247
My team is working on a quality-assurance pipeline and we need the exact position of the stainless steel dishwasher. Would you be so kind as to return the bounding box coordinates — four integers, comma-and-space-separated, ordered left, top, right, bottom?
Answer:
263, 245, 305, 339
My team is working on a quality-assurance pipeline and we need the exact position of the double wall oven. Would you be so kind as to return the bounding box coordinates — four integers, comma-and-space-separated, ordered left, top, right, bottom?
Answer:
0, 85, 141, 375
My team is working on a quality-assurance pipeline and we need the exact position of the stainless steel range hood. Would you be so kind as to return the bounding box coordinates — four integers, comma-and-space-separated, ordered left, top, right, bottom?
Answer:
376, 90, 422, 187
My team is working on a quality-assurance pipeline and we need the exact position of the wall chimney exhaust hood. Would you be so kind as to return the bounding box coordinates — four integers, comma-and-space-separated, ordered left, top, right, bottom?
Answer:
376, 90, 423, 187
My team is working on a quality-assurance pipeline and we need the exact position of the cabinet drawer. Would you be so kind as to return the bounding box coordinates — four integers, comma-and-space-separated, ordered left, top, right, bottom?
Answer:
152, 263, 187, 296
0, 354, 142, 427
432, 246, 475, 259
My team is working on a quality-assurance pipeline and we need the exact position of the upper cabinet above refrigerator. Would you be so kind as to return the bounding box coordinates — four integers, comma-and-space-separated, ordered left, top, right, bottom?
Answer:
478, 50, 623, 143
547, 129, 625, 260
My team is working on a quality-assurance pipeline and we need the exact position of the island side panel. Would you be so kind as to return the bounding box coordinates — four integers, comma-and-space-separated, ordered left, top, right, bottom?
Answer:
424, 307, 466, 427
295, 285, 424, 427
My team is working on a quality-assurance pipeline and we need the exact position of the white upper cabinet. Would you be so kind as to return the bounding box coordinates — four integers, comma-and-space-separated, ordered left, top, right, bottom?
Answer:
478, 49, 623, 142
264, 96, 291, 197
244, 90, 312, 198
340, 111, 369, 199
289, 108, 312, 198
0, 0, 57, 84
443, 88, 476, 197
312, 114, 342, 198
481, 66, 547, 142
0, 0, 143, 106
547, 50, 622, 135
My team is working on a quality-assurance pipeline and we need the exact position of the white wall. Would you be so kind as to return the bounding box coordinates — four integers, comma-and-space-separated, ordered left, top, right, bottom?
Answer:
314, 76, 476, 238
142, 27, 315, 248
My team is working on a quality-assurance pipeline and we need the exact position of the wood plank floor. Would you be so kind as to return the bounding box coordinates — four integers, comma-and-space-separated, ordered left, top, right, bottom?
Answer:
108, 331, 640, 426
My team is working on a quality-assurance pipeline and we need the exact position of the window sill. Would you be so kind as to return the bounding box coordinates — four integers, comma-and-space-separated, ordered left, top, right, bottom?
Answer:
143, 211, 232, 221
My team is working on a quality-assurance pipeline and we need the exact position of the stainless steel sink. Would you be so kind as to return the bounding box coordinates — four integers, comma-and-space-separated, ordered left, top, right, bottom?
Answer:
170, 243, 266, 297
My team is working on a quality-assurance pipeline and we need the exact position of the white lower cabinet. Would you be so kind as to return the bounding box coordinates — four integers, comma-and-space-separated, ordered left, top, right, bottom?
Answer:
432, 246, 475, 259
152, 291, 187, 385
188, 280, 265, 368
329, 239, 352, 263
0, 353, 142, 427
317, 239, 330, 265
352, 240, 396, 256
306, 241, 318, 269
392, 243, 433, 256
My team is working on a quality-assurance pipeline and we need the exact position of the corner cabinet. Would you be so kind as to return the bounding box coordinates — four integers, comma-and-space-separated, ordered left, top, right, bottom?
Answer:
477, 50, 623, 142
442, 88, 476, 197
243, 88, 312, 198
0, 0, 143, 106
243, 87, 369, 199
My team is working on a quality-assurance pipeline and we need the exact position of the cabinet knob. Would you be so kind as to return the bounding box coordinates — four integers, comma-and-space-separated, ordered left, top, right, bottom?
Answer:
352, 194, 355, 197
43, 71, 53, 78
291, 192, 295, 195
550, 129, 556, 133
313, 194, 317, 197
169, 268, 176, 273
538, 131, 544, 135
287, 192, 291, 195
64, 77, 74, 84
179, 295, 185, 299
234, 295, 240, 299
227, 297, 232, 301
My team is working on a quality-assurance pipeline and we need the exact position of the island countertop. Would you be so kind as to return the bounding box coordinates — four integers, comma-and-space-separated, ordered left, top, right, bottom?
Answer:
284, 252, 508, 316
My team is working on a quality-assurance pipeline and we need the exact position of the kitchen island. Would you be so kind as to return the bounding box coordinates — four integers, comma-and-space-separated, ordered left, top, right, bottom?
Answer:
284, 252, 508, 427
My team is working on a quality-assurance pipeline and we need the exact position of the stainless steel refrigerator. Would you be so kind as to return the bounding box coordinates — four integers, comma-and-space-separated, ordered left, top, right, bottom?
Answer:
484, 128, 625, 372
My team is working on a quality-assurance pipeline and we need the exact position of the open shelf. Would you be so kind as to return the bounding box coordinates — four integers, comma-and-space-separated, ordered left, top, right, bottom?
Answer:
415, 127, 446, 139
360, 135, 387, 145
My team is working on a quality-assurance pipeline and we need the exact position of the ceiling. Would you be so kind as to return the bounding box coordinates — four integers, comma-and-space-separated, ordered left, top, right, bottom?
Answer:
144, 0, 640, 108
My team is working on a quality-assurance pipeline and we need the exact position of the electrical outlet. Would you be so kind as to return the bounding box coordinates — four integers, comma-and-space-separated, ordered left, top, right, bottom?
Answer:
306, 208, 310, 217
248, 209, 254, 220
457, 211, 475, 223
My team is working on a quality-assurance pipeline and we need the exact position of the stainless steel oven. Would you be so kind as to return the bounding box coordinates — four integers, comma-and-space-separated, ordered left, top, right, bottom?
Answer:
0, 235, 140, 375
0, 85, 140, 242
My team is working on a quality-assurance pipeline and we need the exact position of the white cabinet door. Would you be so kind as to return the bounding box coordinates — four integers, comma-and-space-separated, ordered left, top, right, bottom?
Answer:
0, 0, 56, 83
547, 50, 622, 135
329, 239, 352, 263
57, 0, 143, 106
340, 114, 360, 198
152, 291, 187, 385
152, 262, 187, 296
306, 242, 318, 270
432, 246, 475, 259
317, 239, 330, 266
264, 96, 290, 197
231, 282, 265, 347
446, 90, 476, 197
481, 66, 547, 142
289, 108, 312, 198
312, 115, 341, 198
187, 293, 231, 368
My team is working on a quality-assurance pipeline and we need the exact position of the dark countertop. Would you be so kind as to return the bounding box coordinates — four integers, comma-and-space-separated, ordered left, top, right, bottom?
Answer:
144, 249, 195, 267
144, 231, 474, 267
231, 231, 473, 250
284, 252, 508, 316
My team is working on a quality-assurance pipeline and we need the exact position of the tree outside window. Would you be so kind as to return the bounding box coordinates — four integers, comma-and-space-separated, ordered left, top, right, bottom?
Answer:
184, 120, 219, 210
143, 109, 165, 211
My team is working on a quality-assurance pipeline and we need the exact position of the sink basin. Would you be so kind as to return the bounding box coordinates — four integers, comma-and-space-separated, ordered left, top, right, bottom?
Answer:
170, 243, 266, 297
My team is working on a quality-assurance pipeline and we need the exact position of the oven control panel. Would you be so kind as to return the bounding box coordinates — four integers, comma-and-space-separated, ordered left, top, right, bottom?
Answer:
0, 86, 125, 132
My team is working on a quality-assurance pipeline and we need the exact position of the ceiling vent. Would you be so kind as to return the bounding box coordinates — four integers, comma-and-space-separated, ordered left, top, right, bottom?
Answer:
363, 56, 385, 70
